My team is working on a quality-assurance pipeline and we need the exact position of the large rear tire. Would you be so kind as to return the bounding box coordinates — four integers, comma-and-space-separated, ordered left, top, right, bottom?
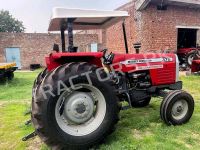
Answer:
31, 63, 120, 149
33, 69, 48, 90
32, 68, 48, 96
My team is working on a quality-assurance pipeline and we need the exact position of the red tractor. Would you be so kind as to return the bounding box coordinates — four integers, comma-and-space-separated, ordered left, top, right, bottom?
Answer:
191, 49, 200, 74
178, 47, 200, 68
29, 8, 194, 149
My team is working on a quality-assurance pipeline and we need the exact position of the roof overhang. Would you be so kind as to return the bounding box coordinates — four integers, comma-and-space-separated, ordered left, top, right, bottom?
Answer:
136, 0, 200, 11
176, 25, 200, 29
48, 8, 129, 31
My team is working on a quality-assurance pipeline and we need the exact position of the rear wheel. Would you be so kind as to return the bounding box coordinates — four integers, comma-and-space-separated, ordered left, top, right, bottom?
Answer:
31, 63, 120, 149
30, 68, 48, 116
186, 51, 195, 66
131, 97, 151, 108
33, 68, 48, 90
32, 68, 48, 96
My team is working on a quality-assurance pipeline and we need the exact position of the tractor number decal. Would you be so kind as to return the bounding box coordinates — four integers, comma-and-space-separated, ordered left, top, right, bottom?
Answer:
136, 65, 164, 71
121, 57, 173, 65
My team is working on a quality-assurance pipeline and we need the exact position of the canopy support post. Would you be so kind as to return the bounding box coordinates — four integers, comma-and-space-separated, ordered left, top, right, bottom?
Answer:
61, 29, 66, 52
67, 19, 74, 52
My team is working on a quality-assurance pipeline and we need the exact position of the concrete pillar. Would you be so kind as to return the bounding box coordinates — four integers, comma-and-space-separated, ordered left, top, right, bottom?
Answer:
197, 30, 200, 46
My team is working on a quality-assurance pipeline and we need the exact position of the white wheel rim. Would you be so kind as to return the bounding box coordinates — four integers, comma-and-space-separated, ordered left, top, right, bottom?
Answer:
171, 99, 188, 120
55, 84, 106, 136
188, 55, 194, 66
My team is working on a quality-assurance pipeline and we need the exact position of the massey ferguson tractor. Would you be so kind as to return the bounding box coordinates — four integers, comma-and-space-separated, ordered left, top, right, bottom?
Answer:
28, 8, 195, 149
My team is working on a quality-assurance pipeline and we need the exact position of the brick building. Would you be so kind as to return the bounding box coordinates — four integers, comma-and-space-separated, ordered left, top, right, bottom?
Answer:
0, 33, 98, 69
104, 0, 200, 53
1, 1, 200, 69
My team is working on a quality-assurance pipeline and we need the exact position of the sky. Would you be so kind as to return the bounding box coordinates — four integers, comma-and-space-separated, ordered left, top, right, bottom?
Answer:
0, 0, 131, 33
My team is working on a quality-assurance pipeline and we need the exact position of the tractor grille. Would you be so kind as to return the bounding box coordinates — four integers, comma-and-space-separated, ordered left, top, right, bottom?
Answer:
154, 67, 175, 85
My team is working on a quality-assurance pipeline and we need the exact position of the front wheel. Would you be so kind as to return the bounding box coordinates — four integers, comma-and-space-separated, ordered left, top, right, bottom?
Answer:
32, 63, 120, 149
160, 90, 194, 125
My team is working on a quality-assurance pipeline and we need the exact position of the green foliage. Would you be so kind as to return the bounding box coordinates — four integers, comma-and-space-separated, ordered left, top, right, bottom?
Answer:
0, 10, 25, 32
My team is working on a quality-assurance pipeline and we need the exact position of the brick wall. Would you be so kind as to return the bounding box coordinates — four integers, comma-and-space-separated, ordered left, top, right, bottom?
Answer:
145, 4, 200, 51
105, 1, 137, 53
0, 33, 98, 69
104, 1, 200, 53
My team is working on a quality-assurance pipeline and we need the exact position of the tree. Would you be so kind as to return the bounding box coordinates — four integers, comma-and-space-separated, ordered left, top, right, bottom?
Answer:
0, 10, 25, 32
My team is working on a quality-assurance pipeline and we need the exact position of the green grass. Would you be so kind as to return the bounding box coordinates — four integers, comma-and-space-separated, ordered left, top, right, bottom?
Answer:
0, 103, 33, 150
0, 71, 40, 101
0, 72, 200, 150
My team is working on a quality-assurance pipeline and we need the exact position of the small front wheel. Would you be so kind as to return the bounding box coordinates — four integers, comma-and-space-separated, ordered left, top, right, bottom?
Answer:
160, 91, 194, 125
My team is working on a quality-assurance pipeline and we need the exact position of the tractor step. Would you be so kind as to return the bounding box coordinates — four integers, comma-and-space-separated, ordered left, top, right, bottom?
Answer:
22, 131, 37, 141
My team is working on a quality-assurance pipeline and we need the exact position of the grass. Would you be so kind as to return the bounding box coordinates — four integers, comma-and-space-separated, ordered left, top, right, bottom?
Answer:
0, 71, 40, 101
0, 71, 200, 150
0, 103, 33, 150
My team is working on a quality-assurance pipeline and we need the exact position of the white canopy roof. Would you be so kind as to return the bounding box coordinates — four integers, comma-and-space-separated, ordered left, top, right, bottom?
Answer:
48, 8, 129, 31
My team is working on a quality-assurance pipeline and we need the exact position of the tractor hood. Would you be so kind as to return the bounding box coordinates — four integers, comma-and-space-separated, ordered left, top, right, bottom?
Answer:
48, 8, 129, 31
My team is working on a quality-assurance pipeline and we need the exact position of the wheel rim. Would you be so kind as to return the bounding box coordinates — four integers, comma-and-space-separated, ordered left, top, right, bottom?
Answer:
188, 55, 194, 66
171, 99, 188, 120
55, 84, 106, 136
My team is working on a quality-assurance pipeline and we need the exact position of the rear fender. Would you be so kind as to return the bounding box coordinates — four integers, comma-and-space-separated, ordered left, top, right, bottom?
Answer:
46, 52, 103, 71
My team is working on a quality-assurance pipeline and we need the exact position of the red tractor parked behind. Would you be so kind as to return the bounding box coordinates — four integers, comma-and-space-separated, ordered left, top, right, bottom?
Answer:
178, 47, 200, 68
191, 49, 200, 74
29, 8, 195, 149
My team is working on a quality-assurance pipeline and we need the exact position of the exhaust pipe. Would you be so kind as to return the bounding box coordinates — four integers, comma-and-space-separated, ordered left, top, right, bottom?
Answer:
133, 43, 141, 54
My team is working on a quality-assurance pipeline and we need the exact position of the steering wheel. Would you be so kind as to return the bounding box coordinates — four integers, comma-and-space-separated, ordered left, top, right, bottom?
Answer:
101, 49, 115, 65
